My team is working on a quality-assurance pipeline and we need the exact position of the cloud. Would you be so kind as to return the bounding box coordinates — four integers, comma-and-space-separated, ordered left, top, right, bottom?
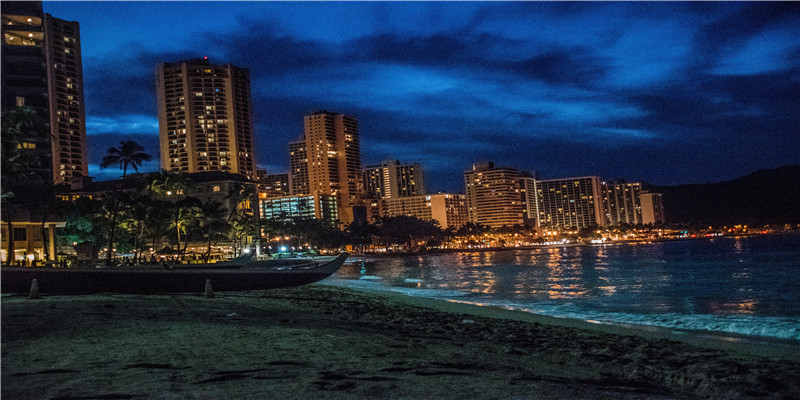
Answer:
86, 115, 159, 136
66, 1, 800, 191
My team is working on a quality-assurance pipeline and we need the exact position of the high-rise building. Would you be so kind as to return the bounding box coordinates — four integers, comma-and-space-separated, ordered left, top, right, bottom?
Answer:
288, 111, 362, 224
2, 1, 87, 186
519, 176, 538, 226
530, 176, 606, 230
463, 162, 524, 229
602, 181, 644, 226
640, 192, 665, 225
259, 173, 290, 198
363, 160, 425, 199
288, 138, 309, 195
384, 194, 467, 229
156, 58, 257, 181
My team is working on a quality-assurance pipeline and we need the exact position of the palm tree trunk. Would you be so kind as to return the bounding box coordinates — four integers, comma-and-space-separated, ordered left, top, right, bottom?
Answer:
135, 223, 145, 264
176, 220, 181, 259
40, 219, 49, 262
105, 166, 127, 266
106, 198, 119, 266
4, 212, 15, 266
204, 224, 214, 263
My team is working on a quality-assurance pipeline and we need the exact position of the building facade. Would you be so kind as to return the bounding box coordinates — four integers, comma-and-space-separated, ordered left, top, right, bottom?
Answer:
156, 58, 257, 181
602, 181, 644, 225
363, 160, 425, 199
259, 172, 290, 198
640, 192, 666, 225
530, 176, 606, 230
2, 1, 87, 186
288, 111, 362, 224
384, 194, 467, 229
288, 138, 309, 195
463, 162, 524, 229
519, 176, 538, 226
259, 194, 338, 225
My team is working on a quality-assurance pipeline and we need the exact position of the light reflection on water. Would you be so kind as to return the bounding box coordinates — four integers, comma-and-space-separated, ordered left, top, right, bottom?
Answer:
333, 234, 800, 320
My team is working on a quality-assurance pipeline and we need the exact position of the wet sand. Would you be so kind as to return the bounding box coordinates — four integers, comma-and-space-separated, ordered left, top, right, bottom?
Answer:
2, 285, 799, 399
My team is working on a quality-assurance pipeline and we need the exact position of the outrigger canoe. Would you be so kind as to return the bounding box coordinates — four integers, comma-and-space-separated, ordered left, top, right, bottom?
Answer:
0, 253, 348, 295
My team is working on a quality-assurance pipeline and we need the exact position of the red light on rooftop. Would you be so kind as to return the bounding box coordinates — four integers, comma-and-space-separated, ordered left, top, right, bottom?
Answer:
204, 56, 208, 60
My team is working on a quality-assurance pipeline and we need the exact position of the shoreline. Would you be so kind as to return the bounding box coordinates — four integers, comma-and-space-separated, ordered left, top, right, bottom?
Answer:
346, 230, 800, 258
4, 285, 800, 399
336, 285, 800, 363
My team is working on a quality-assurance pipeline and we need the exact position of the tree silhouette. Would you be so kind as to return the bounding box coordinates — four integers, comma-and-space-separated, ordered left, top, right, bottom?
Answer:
194, 199, 229, 262
100, 140, 152, 179
98, 140, 152, 265
1, 107, 49, 265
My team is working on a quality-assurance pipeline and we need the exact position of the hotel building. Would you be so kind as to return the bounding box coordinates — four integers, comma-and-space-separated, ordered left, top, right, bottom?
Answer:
384, 194, 467, 229
259, 172, 290, 198
156, 58, 257, 181
602, 181, 644, 225
288, 138, 309, 195
259, 193, 338, 225
2, 1, 87, 186
363, 160, 425, 199
529, 176, 606, 230
288, 111, 362, 224
640, 192, 666, 225
464, 162, 524, 229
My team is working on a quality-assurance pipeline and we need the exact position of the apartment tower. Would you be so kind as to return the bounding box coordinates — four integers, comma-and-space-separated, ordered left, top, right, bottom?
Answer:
363, 160, 425, 199
602, 181, 644, 225
640, 192, 665, 225
156, 58, 257, 181
2, 1, 87, 186
289, 111, 362, 224
531, 176, 606, 230
463, 162, 524, 229
288, 138, 309, 195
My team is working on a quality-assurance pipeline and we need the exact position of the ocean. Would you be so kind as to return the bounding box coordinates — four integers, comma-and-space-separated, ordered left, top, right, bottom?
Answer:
323, 233, 800, 342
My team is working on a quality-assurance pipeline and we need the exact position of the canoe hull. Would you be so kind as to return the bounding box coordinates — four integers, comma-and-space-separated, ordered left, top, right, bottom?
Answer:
1, 253, 347, 295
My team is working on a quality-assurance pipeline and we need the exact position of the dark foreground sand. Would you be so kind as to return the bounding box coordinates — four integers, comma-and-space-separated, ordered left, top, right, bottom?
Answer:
3, 285, 800, 399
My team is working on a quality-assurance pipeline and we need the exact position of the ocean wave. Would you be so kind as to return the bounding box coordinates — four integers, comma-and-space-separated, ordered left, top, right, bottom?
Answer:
453, 299, 800, 341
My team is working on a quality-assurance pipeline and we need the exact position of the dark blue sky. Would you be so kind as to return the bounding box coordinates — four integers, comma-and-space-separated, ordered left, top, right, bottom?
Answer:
44, 1, 800, 192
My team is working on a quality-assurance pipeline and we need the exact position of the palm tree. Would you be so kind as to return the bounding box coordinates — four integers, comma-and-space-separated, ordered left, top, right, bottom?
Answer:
171, 197, 201, 260
99, 140, 152, 265
120, 192, 157, 264
100, 140, 152, 179
230, 214, 256, 256
194, 199, 228, 262
2, 106, 48, 265
224, 182, 256, 221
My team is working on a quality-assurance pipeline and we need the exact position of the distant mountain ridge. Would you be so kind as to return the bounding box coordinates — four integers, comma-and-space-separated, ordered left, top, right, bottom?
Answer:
650, 165, 800, 225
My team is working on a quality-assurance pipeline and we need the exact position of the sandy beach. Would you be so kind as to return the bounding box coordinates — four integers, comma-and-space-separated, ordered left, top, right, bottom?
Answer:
3, 285, 800, 399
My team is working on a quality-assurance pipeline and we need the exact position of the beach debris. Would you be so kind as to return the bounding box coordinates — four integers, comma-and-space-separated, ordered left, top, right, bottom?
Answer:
28, 279, 40, 299
204, 279, 214, 298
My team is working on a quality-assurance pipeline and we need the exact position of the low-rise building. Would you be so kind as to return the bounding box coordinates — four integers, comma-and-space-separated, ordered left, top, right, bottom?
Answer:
384, 193, 467, 229
259, 193, 338, 224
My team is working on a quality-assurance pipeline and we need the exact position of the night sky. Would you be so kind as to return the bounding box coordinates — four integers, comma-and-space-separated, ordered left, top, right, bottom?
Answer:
43, 1, 800, 193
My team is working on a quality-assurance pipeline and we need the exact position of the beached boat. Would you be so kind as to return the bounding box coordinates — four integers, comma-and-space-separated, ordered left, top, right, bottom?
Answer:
0, 253, 348, 295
